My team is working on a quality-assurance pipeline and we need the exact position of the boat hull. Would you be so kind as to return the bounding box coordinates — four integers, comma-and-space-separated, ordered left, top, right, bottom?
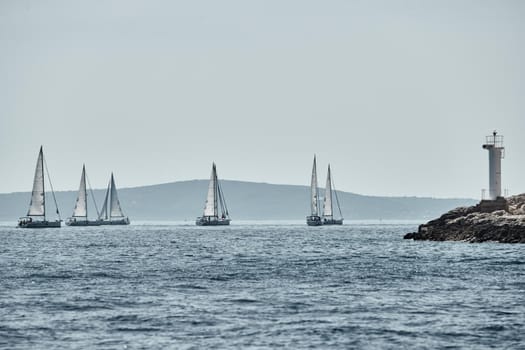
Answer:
99, 218, 130, 225
18, 220, 61, 228
323, 218, 343, 225
66, 219, 102, 226
196, 217, 230, 226
306, 215, 323, 226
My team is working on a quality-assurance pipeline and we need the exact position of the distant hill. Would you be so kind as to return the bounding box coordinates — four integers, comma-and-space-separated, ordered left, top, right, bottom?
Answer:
0, 180, 477, 222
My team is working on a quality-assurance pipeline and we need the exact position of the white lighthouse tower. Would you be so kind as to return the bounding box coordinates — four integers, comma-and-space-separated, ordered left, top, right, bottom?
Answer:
482, 131, 505, 200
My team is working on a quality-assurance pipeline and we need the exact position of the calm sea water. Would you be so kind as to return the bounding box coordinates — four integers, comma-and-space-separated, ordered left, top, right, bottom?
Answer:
0, 222, 524, 349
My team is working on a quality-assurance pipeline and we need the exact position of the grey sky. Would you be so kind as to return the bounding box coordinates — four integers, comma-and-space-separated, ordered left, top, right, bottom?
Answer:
1, 0, 524, 198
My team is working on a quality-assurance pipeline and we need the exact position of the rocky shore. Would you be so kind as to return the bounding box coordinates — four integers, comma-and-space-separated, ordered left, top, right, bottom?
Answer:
404, 194, 525, 243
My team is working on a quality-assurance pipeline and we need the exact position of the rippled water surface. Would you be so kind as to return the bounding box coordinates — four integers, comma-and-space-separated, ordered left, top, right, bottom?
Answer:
1, 222, 524, 349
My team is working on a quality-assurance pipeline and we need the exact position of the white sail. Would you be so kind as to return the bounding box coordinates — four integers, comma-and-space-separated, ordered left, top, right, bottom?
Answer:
98, 181, 110, 220
203, 163, 217, 217
109, 173, 125, 217
27, 146, 45, 217
310, 156, 319, 216
72, 165, 88, 218
323, 165, 333, 217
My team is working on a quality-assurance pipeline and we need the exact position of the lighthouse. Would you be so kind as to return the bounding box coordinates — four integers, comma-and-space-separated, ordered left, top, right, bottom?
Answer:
482, 131, 505, 200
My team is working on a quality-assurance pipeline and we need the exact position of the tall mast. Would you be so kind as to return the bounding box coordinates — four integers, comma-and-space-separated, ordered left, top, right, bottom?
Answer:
310, 155, 319, 216
213, 163, 218, 217
41, 147, 46, 221
323, 164, 333, 218
109, 173, 114, 220
83, 165, 87, 219
329, 165, 333, 215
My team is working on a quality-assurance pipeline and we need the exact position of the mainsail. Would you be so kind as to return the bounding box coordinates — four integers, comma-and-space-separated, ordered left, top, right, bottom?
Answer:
323, 165, 333, 217
109, 174, 125, 217
27, 146, 45, 217
310, 155, 319, 216
72, 165, 88, 218
203, 163, 218, 217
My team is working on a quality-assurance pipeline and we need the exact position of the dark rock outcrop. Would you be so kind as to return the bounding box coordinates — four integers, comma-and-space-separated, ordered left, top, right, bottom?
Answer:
404, 194, 525, 243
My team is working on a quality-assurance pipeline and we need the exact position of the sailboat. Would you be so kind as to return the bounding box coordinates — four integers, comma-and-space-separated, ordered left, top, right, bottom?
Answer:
66, 165, 102, 226
322, 164, 343, 225
196, 163, 231, 226
306, 155, 322, 226
97, 173, 130, 225
18, 146, 62, 228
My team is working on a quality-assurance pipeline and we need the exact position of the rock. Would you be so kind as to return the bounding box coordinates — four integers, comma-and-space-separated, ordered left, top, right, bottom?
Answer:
403, 232, 416, 239
404, 195, 525, 243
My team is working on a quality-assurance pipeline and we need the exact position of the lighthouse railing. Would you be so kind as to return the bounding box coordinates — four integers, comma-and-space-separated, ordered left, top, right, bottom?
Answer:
485, 134, 504, 147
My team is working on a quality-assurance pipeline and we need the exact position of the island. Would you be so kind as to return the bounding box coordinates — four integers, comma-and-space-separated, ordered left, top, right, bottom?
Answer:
404, 194, 525, 243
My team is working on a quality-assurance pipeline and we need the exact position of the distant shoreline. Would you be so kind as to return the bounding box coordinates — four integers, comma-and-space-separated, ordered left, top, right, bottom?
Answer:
0, 179, 477, 222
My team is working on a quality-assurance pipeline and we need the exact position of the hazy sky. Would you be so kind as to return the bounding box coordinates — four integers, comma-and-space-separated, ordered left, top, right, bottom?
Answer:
1, 0, 524, 198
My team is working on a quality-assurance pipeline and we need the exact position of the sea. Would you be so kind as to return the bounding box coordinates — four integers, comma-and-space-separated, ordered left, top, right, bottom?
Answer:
0, 221, 524, 349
